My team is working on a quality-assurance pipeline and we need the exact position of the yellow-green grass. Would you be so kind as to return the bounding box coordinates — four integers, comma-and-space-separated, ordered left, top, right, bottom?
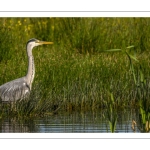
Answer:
1, 17, 150, 117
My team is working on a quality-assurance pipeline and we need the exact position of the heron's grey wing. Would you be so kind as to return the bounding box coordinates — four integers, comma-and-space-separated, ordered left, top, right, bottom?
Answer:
0, 77, 30, 102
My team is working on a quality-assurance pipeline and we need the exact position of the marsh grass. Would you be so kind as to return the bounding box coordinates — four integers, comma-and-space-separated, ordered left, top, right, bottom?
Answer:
1, 18, 150, 119
105, 45, 150, 132
104, 92, 118, 133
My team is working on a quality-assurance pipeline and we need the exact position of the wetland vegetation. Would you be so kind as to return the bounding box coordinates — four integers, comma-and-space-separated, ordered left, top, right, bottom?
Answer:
0, 18, 150, 132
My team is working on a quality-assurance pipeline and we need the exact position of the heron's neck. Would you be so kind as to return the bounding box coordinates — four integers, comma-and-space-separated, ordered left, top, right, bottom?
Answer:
26, 46, 35, 89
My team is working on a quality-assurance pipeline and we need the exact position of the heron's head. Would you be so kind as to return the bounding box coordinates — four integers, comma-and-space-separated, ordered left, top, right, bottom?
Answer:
26, 38, 53, 50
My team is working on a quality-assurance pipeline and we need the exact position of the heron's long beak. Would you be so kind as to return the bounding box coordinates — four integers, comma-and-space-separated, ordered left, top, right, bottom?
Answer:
37, 41, 53, 45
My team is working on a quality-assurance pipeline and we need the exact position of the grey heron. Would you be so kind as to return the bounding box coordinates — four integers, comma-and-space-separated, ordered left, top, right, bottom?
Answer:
0, 38, 53, 102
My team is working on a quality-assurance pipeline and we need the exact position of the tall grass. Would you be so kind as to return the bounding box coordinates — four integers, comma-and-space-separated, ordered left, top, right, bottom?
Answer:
0, 18, 150, 118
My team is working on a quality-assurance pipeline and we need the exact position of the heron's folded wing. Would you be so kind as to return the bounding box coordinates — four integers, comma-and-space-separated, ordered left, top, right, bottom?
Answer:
0, 77, 30, 102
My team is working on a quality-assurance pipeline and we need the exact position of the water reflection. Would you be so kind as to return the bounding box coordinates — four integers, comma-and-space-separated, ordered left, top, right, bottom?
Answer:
0, 118, 38, 133
36, 111, 107, 133
0, 109, 145, 133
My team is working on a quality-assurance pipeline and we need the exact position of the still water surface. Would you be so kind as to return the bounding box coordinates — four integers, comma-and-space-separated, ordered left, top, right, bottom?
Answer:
0, 110, 140, 133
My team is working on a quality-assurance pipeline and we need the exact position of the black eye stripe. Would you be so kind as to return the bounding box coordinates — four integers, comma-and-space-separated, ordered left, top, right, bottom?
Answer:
26, 38, 40, 48
27, 38, 37, 45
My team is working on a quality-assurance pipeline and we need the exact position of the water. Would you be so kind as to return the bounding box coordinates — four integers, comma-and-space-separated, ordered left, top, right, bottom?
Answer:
0, 109, 143, 133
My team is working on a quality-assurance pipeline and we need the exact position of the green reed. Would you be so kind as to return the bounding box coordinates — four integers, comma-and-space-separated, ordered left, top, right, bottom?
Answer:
1, 18, 150, 118
103, 92, 118, 133
105, 45, 150, 132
